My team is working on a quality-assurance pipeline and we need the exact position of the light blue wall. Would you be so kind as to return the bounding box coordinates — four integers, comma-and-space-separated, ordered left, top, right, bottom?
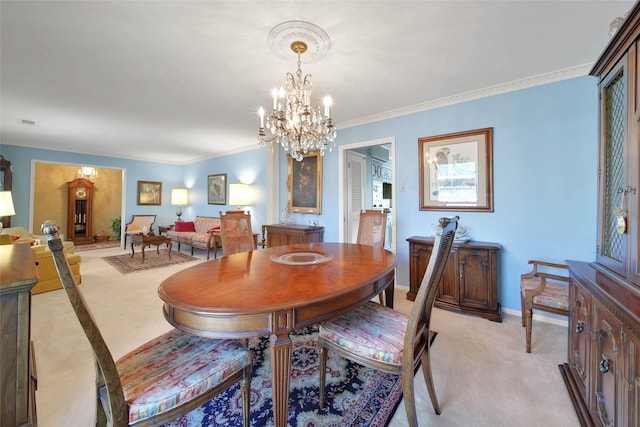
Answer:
0, 75, 598, 314
323, 76, 599, 312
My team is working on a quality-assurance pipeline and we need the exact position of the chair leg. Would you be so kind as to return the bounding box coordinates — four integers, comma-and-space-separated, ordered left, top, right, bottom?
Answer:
241, 364, 252, 427
521, 290, 526, 327
318, 337, 327, 409
419, 350, 441, 416
525, 305, 533, 353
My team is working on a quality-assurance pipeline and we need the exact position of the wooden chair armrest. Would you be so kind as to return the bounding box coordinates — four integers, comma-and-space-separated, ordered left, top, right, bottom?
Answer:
521, 259, 569, 279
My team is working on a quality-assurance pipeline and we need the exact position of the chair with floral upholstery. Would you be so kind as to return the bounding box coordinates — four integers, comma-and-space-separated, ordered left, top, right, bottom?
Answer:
42, 220, 252, 427
318, 216, 459, 427
520, 259, 570, 353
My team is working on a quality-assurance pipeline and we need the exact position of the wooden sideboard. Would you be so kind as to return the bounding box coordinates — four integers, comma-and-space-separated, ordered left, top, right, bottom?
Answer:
264, 224, 324, 247
0, 244, 39, 427
407, 236, 501, 322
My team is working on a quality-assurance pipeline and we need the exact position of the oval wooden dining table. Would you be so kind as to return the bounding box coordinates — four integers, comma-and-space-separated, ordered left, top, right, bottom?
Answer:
158, 242, 397, 427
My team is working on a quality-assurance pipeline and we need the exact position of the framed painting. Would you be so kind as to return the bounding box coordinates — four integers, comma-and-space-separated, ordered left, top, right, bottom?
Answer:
208, 173, 227, 205
287, 151, 322, 214
137, 181, 162, 206
419, 127, 494, 212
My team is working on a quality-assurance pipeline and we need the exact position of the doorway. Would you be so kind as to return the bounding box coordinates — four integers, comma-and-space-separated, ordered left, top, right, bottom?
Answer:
30, 161, 125, 243
338, 138, 395, 252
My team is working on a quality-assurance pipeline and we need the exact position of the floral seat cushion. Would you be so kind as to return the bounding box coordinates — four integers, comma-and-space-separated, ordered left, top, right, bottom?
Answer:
522, 278, 569, 311
110, 328, 250, 424
319, 301, 408, 365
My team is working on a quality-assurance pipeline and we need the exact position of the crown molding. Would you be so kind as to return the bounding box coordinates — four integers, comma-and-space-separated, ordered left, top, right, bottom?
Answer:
338, 64, 593, 130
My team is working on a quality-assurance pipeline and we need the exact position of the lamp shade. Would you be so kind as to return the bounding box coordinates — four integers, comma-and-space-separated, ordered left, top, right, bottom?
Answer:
0, 191, 16, 217
229, 183, 253, 207
171, 189, 188, 206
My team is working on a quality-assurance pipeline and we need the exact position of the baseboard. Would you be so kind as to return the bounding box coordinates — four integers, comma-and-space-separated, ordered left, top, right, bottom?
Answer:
501, 307, 568, 327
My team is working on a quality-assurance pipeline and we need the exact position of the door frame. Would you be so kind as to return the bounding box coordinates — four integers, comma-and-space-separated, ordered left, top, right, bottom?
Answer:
338, 137, 396, 253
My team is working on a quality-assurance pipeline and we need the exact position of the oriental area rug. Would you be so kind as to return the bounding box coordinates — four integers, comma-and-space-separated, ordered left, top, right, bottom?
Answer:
102, 251, 199, 274
162, 326, 437, 427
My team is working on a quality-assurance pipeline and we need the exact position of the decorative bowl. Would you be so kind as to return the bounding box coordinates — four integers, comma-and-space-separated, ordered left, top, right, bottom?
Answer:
431, 223, 468, 239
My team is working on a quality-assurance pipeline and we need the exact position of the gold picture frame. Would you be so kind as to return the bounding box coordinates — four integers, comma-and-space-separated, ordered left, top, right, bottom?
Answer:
419, 127, 494, 211
137, 181, 162, 206
287, 151, 323, 214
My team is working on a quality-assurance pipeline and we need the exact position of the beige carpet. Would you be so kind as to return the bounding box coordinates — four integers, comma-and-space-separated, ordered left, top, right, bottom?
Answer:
30, 246, 579, 427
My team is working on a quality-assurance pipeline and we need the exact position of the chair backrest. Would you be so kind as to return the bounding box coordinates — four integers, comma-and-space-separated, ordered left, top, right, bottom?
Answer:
356, 210, 388, 249
403, 216, 458, 369
41, 220, 128, 425
125, 214, 156, 232
219, 210, 256, 256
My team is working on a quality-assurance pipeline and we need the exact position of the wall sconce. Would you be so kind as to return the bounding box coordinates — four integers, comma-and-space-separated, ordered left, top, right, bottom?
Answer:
0, 191, 16, 233
229, 183, 254, 209
171, 188, 188, 221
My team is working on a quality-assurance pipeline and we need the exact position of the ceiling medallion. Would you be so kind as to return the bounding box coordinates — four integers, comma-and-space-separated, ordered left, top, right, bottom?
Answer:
258, 21, 336, 161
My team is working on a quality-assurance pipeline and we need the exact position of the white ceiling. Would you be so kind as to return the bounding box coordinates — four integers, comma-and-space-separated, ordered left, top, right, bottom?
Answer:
1, 1, 635, 164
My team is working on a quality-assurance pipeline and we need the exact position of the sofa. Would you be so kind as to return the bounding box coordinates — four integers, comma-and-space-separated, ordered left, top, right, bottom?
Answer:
166, 216, 220, 260
1, 226, 75, 254
31, 245, 82, 294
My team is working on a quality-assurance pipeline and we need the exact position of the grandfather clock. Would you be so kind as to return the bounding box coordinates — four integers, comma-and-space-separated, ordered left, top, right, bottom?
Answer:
67, 178, 94, 244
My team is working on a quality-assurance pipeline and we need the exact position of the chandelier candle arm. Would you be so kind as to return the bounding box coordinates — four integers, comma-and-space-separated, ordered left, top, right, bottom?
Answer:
258, 35, 336, 161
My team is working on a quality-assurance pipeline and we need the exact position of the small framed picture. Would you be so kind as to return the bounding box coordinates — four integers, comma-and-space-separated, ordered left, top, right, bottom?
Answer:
287, 151, 322, 214
419, 127, 493, 212
137, 181, 162, 206
208, 174, 227, 205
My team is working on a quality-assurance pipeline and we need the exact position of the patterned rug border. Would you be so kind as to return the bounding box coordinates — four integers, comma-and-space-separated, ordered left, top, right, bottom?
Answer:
102, 251, 199, 274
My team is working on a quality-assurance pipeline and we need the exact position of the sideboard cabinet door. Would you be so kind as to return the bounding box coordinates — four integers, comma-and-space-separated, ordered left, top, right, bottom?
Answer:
568, 281, 591, 405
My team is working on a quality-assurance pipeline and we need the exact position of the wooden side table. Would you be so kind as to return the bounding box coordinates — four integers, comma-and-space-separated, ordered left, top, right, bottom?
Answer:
130, 234, 172, 262
157, 225, 173, 235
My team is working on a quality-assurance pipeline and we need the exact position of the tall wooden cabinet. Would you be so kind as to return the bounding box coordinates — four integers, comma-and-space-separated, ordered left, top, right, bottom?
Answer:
67, 178, 94, 245
560, 4, 640, 426
407, 236, 502, 322
0, 244, 38, 427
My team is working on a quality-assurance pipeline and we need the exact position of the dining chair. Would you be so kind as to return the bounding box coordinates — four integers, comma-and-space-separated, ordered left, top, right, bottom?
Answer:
356, 209, 388, 249
520, 259, 570, 353
41, 220, 252, 427
318, 216, 459, 427
219, 210, 256, 256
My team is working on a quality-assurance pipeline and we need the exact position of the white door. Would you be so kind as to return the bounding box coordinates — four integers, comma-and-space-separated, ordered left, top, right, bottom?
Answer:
346, 151, 366, 243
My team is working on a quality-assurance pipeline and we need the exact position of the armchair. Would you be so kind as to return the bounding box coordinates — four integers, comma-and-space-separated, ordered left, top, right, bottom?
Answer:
123, 215, 156, 247
520, 260, 570, 353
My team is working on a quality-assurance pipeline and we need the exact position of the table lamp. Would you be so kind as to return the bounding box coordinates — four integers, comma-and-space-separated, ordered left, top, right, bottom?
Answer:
171, 188, 188, 221
0, 191, 16, 233
229, 183, 253, 210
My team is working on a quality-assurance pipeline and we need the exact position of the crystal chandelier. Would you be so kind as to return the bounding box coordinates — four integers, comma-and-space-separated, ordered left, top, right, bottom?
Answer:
258, 40, 336, 161
77, 166, 98, 179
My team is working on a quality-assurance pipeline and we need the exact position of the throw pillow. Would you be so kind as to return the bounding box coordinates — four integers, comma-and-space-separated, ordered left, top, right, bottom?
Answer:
174, 221, 196, 232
